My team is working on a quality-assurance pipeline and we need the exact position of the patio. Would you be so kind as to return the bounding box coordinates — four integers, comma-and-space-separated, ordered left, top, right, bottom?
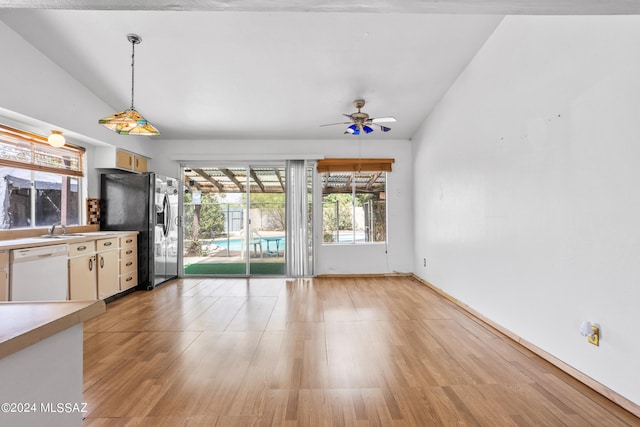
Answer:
184, 230, 286, 275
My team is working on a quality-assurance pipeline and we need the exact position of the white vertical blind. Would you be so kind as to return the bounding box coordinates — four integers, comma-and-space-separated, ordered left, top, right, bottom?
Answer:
285, 160, 311, 277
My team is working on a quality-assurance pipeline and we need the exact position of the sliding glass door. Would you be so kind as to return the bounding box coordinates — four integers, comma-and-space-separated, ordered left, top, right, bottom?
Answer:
182, 165, 287, 276
248, 166, 286, 275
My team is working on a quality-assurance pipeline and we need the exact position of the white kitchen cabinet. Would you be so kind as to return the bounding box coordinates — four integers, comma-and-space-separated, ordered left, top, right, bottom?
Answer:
95, 147, 148, 173
118, 234, 138, 291
68, 238, 119, 300
68, 242, 97, 300
96, 238, 119, 299
97, 249, 119, 299
3, 231, 138, 302
0, 250, 8, 301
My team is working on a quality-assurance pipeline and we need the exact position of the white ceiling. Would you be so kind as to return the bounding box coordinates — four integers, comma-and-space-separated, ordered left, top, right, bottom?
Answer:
1, 1, 636, 141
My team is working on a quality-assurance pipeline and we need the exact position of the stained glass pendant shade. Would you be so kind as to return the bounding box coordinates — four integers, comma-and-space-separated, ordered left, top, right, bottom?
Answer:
99, 34, 159, 136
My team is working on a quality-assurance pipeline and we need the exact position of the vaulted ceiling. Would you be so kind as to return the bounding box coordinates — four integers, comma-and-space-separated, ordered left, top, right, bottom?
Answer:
1, 1, 636, 141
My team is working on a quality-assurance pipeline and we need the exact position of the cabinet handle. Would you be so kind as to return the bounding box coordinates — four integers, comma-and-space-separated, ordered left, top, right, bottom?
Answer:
89, 257, 93, 271
100, 255, 104, 269
126, 262, 133, 267
126, 239, 133, 244
103, 241, 112, 246
126, 250, 133, 255
126, 277, 133, 282
78, 246, 87, 251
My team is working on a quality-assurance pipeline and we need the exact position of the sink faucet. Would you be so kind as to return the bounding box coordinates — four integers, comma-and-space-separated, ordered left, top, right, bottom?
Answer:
48, 224, 66, 235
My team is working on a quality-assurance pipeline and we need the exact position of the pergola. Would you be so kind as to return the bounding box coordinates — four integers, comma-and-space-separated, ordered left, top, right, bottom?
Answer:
183, 159, 392, 196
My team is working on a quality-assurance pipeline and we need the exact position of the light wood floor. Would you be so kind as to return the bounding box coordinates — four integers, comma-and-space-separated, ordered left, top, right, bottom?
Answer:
82, 277, 639, 426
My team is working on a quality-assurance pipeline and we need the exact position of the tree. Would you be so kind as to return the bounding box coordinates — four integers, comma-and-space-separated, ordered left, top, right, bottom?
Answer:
322, 193, 354, 242
243, 193, 286, 230
183, 192, 226, 255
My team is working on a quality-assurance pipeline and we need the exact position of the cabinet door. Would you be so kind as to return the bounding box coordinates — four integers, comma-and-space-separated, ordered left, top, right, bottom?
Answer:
0, 251, 7, 301
0, 270, 7, 301
134, 156, 148, 172
69, 255, 97, 300
97, 250, 119, 299
115, 150, 133, 170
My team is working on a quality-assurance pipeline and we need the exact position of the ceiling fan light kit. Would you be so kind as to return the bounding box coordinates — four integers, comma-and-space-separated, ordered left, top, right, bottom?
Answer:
321, 99, 396, 135
99, 33, 159, 136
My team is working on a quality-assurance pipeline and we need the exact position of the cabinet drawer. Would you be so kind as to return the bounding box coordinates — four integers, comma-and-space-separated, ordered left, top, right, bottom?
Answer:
120, 271, 137, 290
120, 235, 137, 248
121, 245, 137, 259
97, 237, 118, 251
120, 255, 137, 275
68, 241, 96, 256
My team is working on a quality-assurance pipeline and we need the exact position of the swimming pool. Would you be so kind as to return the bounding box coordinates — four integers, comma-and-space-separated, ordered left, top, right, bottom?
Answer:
208, 236, 285, 251
208, 231, 366, 251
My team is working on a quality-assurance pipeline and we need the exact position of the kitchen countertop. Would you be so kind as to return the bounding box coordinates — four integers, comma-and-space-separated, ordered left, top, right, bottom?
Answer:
0, 231, 138, 251
0, 300, 105, 359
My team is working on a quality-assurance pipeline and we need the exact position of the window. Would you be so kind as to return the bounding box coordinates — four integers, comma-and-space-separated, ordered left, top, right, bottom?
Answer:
0, 125, 84, 229
318, 158, 393, 244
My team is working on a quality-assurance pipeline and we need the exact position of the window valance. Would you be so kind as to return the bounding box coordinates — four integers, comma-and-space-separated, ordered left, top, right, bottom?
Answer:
316, 158, 394, 173
0, 124, 84, 177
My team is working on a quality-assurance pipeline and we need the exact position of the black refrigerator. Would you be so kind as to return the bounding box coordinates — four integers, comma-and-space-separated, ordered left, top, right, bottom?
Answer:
100, 173, 180, 290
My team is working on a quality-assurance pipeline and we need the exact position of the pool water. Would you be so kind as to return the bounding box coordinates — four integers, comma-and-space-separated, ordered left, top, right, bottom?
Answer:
207, 231, 367, 252
208, 237, 285, 251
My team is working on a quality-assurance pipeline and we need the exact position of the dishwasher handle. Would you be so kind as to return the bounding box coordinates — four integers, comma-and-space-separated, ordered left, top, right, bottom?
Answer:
11, 244, 68, 263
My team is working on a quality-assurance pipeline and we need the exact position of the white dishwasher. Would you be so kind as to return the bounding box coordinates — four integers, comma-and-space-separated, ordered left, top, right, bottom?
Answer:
10, 244, 69, 301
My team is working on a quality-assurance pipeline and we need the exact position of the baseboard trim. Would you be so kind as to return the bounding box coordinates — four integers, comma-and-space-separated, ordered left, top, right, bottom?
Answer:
315, 272, 412, 278
411, 274, 640, 419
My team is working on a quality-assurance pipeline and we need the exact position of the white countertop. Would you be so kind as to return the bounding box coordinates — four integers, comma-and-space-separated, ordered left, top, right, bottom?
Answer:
0, 231, 138, 251
0, 300, 105, 359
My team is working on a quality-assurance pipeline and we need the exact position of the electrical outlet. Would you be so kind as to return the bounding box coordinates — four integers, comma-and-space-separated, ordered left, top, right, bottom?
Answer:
423, 258, 426, 267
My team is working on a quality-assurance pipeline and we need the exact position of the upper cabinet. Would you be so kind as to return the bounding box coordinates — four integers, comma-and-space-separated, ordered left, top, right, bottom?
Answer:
96, 147, 149, 173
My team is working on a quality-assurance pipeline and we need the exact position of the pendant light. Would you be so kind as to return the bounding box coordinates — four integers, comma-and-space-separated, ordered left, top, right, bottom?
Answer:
99, 34, 159, 135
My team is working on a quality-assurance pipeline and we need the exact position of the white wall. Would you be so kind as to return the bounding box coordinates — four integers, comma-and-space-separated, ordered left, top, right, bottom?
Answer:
412, 15, 640, 405
152, 138, 414, 275
0, 21, 156, 198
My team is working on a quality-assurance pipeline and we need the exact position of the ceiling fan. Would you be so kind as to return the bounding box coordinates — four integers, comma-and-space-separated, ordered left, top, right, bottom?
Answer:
321, 99, 396, 135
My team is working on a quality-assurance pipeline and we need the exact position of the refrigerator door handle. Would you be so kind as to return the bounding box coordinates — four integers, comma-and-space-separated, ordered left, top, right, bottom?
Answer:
163, 194, 170, 237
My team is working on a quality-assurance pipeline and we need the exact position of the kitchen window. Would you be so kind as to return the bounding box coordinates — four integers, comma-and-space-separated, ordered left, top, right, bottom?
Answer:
318, 158, 393, 244
0, 125, 84, 229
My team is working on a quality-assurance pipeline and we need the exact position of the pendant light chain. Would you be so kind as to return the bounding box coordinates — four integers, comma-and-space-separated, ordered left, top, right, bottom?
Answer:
130, 38, 136, 111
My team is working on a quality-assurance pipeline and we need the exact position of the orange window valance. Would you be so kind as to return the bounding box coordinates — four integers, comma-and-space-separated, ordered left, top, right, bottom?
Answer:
0, 124, 85, 177
316, 158, 394, 173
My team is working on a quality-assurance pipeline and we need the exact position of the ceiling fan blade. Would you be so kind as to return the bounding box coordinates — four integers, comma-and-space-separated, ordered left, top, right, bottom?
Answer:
371, 123, 392, 132
362, 125, 374, 134
371, 117, 396, 123
320, 121, 352, 127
